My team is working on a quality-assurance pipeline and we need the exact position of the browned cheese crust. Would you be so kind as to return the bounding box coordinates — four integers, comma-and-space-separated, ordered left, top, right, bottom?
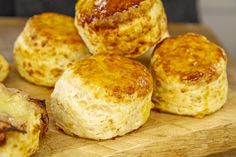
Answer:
78, 0, 146, 26
152, 33, 227, 85
24, 13, 85, 46
75, 0, 167, 57
69, 54, 153, 103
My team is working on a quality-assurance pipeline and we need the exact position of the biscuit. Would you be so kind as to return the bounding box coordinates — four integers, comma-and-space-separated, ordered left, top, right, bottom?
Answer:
0, 83, 48, 156
51, 54, 153, 140
151, 33, 228, 117
75, 0, 168, 58
14, 13, 90, 87
0, 54, 10, 82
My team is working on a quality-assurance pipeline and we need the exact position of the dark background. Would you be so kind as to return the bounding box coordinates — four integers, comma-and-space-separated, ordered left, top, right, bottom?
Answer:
0, 0, 199, 23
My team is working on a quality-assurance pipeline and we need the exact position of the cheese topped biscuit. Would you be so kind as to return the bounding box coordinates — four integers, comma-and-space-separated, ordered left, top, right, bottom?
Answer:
14, 13, 90, 87
75, 0, 168, 58
151, 33, 228, 117
51, 54, 153, 140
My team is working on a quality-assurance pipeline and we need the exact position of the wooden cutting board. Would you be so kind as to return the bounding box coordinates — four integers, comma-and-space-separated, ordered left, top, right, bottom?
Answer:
1, 18, 236, 157
3, 68, 236, 157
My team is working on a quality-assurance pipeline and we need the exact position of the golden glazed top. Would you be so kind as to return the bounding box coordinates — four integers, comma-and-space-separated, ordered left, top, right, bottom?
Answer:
69, 54, 153, 101
77, 0, 144, 24
151, 33, 227, 84
26, 13, 84, 44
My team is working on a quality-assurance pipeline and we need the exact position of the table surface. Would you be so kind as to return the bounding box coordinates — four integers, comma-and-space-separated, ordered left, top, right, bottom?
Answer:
0, 17, 236, 157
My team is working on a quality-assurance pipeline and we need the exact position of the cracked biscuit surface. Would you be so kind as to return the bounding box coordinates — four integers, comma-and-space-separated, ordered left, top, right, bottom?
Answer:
151, 33, 228, 117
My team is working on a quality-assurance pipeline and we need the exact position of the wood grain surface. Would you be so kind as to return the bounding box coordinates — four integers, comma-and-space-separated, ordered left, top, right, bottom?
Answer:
0, 17, 236, 157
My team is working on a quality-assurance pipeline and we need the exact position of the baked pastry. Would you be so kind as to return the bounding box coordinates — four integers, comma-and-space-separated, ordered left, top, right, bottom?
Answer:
13, 12, 90, 87
51, 54, 153, 140
75, 0, 168, 58
136, 31, 170, 66
0, 83, 48, 157
0, 54, 10, 82
151, 33, 228, 117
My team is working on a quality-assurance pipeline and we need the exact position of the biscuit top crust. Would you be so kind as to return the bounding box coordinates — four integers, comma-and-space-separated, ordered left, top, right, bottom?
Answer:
152, 33, 227, 84
27, 13, 84, 44
77, 0, 145, 24
70, 54, 153, 100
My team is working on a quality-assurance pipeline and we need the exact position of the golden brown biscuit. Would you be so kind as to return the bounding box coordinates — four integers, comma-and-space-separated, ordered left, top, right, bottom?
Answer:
151, 33, 228, 117
51, 54, 153, 140
0, 83, 48, 157
14, 13, 90, 87
0, 54, 10, 82
75, 0, 168, 58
